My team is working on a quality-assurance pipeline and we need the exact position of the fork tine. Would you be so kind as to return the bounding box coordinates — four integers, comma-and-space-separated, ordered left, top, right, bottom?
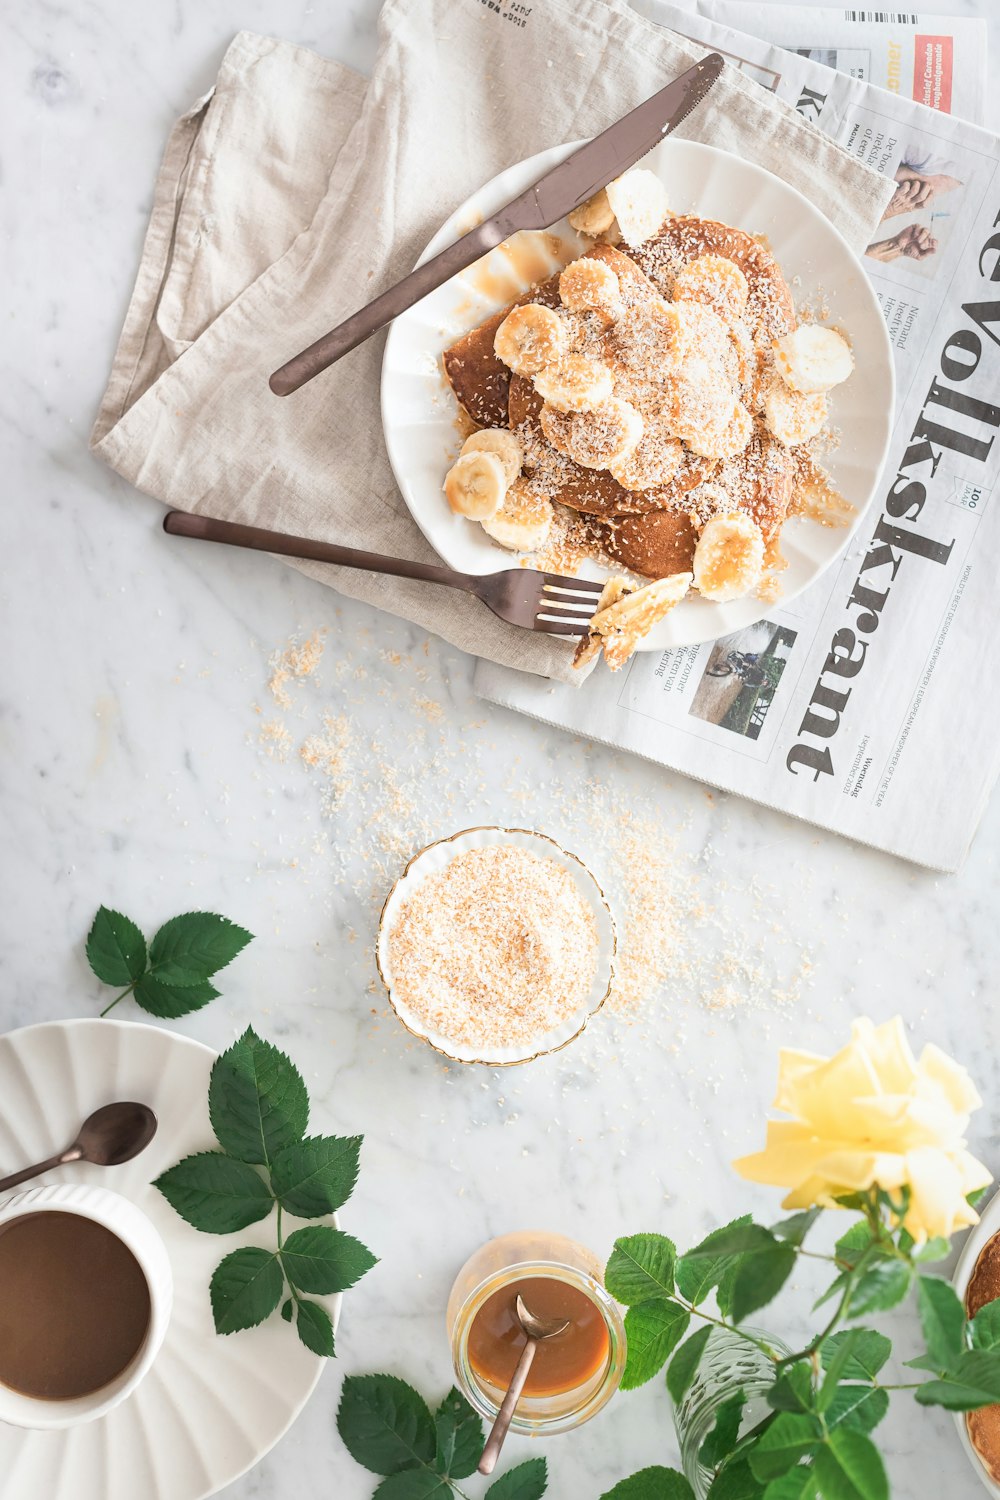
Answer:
534, 622, 590, 638
540, 573, 605, 597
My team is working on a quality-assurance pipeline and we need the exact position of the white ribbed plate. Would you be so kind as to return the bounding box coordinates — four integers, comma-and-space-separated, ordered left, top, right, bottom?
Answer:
381, 138, 895, 649
0, 1020, 332, 1500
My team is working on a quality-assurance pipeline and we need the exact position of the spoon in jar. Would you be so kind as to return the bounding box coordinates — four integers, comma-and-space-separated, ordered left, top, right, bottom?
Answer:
0, 1103, 158, 1194
477, 1294, 570, 1476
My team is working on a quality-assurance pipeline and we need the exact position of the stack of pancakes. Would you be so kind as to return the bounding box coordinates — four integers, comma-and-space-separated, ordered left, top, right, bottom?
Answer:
443, 216, 801, 579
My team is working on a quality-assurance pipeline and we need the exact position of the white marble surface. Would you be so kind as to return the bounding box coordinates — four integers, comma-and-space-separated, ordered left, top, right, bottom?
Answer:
2, 2, 999, 1498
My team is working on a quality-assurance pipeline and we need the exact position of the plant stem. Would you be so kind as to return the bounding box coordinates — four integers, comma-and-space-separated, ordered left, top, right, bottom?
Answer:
100, 980, 138, 1017
275, 1203, 302, 1312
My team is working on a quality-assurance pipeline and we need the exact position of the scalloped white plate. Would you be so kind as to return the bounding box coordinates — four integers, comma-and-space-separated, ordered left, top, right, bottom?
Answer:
0, 1019, 333, 1500
376, 826, 616, 1066
952, 1187, 1000, 1497
381, 138, 895, 649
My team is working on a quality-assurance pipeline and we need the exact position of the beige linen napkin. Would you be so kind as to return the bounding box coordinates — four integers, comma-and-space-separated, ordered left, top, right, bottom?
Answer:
92, 0, 894, 684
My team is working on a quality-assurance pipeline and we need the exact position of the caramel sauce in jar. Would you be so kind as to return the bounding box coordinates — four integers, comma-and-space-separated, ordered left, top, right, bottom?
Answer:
467, 1275, 610, 1398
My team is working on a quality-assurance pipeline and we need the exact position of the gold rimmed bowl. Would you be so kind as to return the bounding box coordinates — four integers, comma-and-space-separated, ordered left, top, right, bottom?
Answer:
375, 826, 617, 1066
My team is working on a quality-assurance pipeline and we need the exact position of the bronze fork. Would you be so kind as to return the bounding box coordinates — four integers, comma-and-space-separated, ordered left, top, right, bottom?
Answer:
163, 512, 604, 639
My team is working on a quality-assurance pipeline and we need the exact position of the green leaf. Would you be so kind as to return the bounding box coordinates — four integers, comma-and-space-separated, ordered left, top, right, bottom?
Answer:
770, 1210, 821, 1247
601, 1468, 695, 1499
826, 1385, 888, 1434
848, 1261, 912, 1316
667, 1326, 713, 1404
915, 1350, 1000, 1409
281, 1297, 294, 1322
818, 1331, 863, 1410
87, 906, 147, 986
971, 1301, 1000, 1350
622, 1300, 690, 1389
209, 1027, 309, 1166
767, 1364, 814, 1413
434, 1386, 483, 1481
270, 1134, 362, 1217
606, 1234, 677, 1305
699, 1390, 745, 1468
680, 1224, 794, 1322
749, 1414, 822, 1482
834, 1222, 874, 1269
707, 1459, 765, 1500
148, 910, 253, 985
153, 1151, 273, 1233
210, 1246, 284, 1334
761, 1470, 818, 1500
295, 1298, 335, 1356
337, 1374, 436, 1476
373, 1474, 451, 1500
820, 1331, 890, 1383
917, 1275, 966, 1369
913, 1237, 950, 1264
485, 1457, 548, 1499
676, 1215, 751, 1305
813, 1427, 888, 1500
134, 974, 220, 1017
281, 1225, 377, 1294
730, 1246, 796, 1324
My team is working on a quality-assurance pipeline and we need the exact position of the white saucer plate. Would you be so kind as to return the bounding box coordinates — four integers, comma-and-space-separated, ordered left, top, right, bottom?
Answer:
0, 1018, 332, 1500
381, 137, 895, 650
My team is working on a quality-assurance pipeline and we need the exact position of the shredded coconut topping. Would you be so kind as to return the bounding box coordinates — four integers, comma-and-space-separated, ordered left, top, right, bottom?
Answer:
386, 846, 600, 1050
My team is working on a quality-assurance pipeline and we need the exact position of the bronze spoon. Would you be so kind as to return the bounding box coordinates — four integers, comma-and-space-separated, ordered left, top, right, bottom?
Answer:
477, 1294, 570, 1476
0, 1103, 158, 1194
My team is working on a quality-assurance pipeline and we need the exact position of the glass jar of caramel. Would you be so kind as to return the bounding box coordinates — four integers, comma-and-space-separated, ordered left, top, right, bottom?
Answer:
446, 1231, 626, 1437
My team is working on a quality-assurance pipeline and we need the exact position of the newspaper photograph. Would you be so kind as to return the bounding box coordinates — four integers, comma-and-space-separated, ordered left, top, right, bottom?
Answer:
475, 0, 1000, 870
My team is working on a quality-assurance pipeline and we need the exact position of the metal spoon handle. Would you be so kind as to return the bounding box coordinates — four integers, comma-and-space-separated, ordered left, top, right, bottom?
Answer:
0, 1147, 83, 1195
477, 1339, 538, 1476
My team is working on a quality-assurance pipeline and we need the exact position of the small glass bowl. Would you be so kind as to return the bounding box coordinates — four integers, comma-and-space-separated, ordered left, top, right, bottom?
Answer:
375, 826, 617, 1068
446, 1231, 626, 1436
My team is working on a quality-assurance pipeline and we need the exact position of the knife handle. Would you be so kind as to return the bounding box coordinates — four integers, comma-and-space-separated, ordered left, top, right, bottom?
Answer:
269, 198, 533, 396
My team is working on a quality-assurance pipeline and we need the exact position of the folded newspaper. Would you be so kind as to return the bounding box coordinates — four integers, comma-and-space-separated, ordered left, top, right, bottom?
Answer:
475, 1, 999, 872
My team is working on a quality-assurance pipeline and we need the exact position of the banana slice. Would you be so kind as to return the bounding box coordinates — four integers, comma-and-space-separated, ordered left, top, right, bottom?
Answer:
608, 424, 683, 491
591, 572, 693, 671
674, 254, 749, 322
558, 258, 624, 320
568, 188, 616, 236
494, 303, 566, 376
533, 354, 614, 413
443, 450, 507, 520
481, 478, 554, 551
606, 169, 669, 248
540, 397, 643, 470
686, 401, 754, 461
461, 428, 523, 485
762, 379, 828, 448
773, 324, 854, 393
693, 512, 765, 601
661, 357, 734, 445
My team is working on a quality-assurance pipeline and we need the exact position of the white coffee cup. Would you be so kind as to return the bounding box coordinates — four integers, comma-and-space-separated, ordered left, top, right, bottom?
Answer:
0, 1183, 173, 1429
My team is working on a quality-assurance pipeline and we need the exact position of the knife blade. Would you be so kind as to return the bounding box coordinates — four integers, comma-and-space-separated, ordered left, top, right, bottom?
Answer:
269, 51, 724, 396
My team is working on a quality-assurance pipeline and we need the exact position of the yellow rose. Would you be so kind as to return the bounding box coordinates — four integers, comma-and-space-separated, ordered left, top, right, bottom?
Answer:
733, 1017, 992, 1242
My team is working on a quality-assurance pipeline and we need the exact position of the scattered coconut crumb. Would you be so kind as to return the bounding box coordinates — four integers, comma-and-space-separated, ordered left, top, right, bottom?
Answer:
268, 629, 328, 707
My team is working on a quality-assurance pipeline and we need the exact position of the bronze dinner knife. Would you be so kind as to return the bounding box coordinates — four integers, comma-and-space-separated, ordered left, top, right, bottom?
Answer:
269, 51, 724, 395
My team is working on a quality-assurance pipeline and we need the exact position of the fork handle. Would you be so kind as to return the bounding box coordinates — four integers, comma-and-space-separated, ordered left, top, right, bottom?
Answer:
163, 511, 481, 595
